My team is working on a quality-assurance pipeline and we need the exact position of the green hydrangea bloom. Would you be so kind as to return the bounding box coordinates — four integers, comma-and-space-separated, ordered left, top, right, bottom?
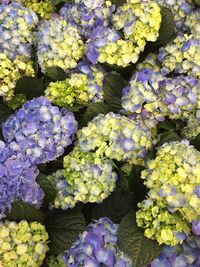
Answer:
0, 220, 49, 267
77, 112, 154, 165
47, 148, 118, 209
23, 0, 55, 19
181, 115, 200, 139
45, 69, 104, 107
136, 140, 200, 245
0, 53, 35, 101
48, 255, 66, 267
112, 0, 161, 51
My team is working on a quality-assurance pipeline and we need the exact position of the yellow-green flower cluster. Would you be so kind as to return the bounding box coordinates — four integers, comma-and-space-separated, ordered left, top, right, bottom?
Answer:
48, 148, 118, 209
181, 110, 200, 139
23, 0, 55, 19
136, 53, 161, 72
136, 140, 200, 245
45, 65, 104, 107
112, 0, 161, 51
0, 220, 49, 267
48, 254, 66, 267
185, 10, 200, 39
158, 34, 200, 78
36, 18, 84, 72
0, 53, 35, 101
77, 112, 154, 165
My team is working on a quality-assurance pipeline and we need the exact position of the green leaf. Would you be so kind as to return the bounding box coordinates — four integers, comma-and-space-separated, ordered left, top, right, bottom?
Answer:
45, 208, 86, 255
15, 77, 44, 100
6, 201, 44, 223
193, 0, 200, 7
156, 130, 181, 148
190, 133, 200, 152
128, 165, 148, 207
45, 67, 68, 81
37, 174, 57, 204
81, 102, 114, 127
88, 176, 133, 224
118, 212, 162, 267
158, 118, 176, 131
111, 0, 126, 6
157, 6, 175, 45
103, 73, 127, 109
0, 102, 13, 140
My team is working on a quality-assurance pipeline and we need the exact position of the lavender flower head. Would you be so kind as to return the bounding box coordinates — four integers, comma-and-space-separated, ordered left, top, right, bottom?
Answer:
2, 96, 78, 164
35, 18, 84, 72
0, 1, 38, 60
62, 217, 132, 266
149, 235, 200, 267
59, 0, 115, 39
0, 140, 44, 219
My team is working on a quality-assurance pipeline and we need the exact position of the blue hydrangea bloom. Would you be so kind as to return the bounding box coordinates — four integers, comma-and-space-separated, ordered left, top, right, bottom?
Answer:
0, 1, 38, 60
0, 140, 44, 219
62, 217, 132, 266
2, 96, 78, 164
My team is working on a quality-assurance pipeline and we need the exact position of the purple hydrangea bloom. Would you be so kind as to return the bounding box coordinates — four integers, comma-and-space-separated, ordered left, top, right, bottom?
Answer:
0, 141, 44, 218
3, 96, 78, 164
149, 236, 200, 267
62, 217, 132, 266
192, 221, 200, 236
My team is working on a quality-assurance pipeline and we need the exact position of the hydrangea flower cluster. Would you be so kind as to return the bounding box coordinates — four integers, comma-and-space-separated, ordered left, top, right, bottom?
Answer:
0, 140, 44, 218
87, 26, 140, 67
2, 96, 78, 164
23, 0, 55, 19
0, 1, 38, 60
136, 53, 161, 72
0, 220, 49, 267
155, 0, 193, 32
45, 62, 104, 107
48, 148, 118, 209
149, 235, 200, 267
77, 112, 154, 165
122, 69, 200, 128
136, 140, 200, 245
52, 217, 132, 267
59, 0, 115, 39
181, 113, 200, 139
158, 34, 200, 78
0, 53, 35, 100
112, 0, 161, 50
36, 18, 84, 72
185, 10, 200, 39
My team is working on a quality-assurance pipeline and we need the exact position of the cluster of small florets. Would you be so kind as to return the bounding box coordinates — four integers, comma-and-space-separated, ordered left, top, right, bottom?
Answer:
23, 0, 55, 19
87, 26, 140, 67
0, 220, 49, 267
0, 1, 38, 60
45, 63, 104, 107
136, 53, 161, 72
0, 53, 35, 101
136, 140, 200, 245
121, 68, 165, 128
158, 34, 200, 78
59, 217, 132, 267
35, 18, 84, 72
185, 10, 200, 39
2, 96, 78, 165
77, 112, 154, 165
48, 148, 118, 209
59, 0, 115, 38
181, 112, 200, 139
0, 140, 44, 219
112, 0, 161, 50
122, 68, 200, 127
155, 0, 193, 32
149, 235, 200, 267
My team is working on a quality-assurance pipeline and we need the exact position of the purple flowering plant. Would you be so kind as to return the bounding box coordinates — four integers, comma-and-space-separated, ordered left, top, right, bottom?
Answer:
0, 0, 200, 267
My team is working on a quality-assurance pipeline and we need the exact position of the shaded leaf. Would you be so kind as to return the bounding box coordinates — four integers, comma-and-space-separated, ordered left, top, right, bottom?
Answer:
190, 134, 200, 152
0, 102, 12, 140
158, 118, 176, 131
37, 174, 57, 204
45, 67, 68, 81
45, 208, 86, 255
15, 77, 44, 100
156, 130, 181, 148
6, 201, 44, 223
156, 6, 175, 45
103, 73, 127, 108
118, 212, 162, 267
